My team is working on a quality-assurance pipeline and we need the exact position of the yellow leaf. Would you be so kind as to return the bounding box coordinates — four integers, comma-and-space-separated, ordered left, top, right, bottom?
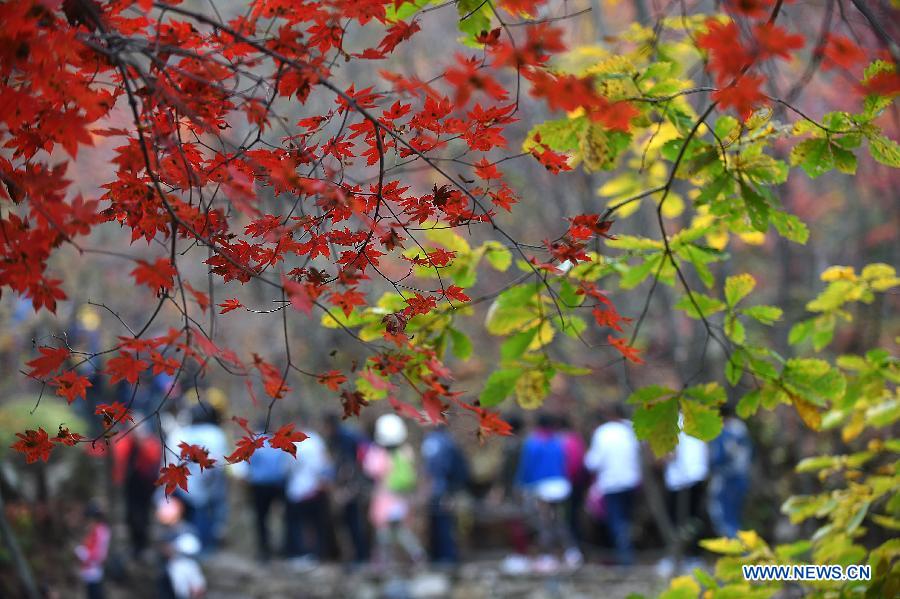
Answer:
515, 370, 549, 410
793, 396, 822, 430
736, 529, 768, 551
667, 576, 701, 595
737, 231, 766, 245
820, 265, 856, 282
660, 193, 685, 218
860, 263, 895, 281
527, 321, 555, 351
841, 410, 866, 443
700, 536, 745, 555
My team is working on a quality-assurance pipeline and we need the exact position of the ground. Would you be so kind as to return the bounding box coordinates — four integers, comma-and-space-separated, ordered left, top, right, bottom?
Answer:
191, 552, 667, 599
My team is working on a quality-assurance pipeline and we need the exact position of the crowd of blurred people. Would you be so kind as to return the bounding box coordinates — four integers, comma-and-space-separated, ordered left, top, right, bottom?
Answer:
74, 385, 753, 599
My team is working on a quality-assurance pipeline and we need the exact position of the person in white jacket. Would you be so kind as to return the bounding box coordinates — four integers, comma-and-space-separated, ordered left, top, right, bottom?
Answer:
284, 430, 332, 561
583, 404, 642, 565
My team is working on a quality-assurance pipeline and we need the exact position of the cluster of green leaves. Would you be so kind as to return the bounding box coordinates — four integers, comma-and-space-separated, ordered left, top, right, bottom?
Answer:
509, 16, 900, 598
480, 277, 593, 409
658, 346, 899, 598
649, 266, 899, 597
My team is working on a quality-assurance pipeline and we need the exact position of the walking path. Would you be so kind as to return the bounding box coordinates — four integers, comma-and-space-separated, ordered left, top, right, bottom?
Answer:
200, 551, 667, 598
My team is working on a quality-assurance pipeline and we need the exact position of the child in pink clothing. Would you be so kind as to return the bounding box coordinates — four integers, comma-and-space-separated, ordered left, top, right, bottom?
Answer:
75, 501, 111, 599
363, 414, 425, 566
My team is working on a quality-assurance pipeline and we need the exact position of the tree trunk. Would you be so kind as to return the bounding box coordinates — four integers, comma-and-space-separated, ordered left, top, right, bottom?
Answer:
0, 487, 40, 599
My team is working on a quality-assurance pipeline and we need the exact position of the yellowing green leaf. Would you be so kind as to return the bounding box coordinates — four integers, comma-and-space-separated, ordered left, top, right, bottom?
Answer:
725, 273, 756, 307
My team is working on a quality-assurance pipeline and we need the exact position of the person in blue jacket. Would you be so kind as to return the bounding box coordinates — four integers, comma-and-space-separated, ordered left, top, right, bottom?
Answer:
708, 405, 753, 538
422, 425, 469, 564
516, 413, 582, 572
246, 431, 290, 560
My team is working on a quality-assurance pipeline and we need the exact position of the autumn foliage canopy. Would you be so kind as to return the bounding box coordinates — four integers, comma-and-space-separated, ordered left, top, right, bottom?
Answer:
2, 0, 898, 558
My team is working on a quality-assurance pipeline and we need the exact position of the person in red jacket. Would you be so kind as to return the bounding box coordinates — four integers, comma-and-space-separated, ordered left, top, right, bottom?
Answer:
75, 501, 111, 599
113, 420, 162, 558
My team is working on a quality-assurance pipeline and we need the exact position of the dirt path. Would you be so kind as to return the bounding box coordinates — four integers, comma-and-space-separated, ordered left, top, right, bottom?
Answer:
200, 552, 668, 598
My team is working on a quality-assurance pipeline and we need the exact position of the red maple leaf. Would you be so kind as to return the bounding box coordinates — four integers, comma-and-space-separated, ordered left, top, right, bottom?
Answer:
218, 298, 243, 314
52, 425, 83, 446
713, 74, 767, 119
268, 423, 309, 457
52, 370, 92, 403
820, 34, 866, 71
460, 402, 513, 438
95, 402, 134, 426
178, 442, 217, 472
446, 285, 471, 303
131, 258, 177, 292
156, 464, 190, 496
11, 428, 54, 463
317, 370, 347, 391
608, 335, 644, 364
183, 281, 210, 313
283, 275, 315, 315
26, 346, 70, 379
106, 352, 149, 385
340, 389, 369, 419
225, 435, 266, 464
697, 20, 752, 84
752, 23, 804, 61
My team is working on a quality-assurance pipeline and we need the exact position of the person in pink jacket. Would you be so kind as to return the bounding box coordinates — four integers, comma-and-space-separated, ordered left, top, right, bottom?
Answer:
75, 501, 111, 599
363, 414, 425, 567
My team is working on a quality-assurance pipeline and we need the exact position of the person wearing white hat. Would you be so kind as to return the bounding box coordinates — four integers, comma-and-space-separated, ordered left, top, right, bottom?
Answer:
363, 413, 425, 567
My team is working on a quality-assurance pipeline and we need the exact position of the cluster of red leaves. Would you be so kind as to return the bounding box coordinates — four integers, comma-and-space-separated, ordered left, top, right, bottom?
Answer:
4, 0, 638, 468
697, 15, 805, 118
11, 425, 84, 464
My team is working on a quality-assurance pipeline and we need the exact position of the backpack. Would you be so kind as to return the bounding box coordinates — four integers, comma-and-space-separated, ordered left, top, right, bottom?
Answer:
386, 448, 416, 493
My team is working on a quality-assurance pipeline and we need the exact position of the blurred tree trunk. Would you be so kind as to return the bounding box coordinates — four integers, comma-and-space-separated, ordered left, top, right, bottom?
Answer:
0, 487, 40, 599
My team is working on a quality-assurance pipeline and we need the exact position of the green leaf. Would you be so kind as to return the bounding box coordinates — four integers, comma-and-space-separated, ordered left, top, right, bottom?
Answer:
633, 396, 679, 456
605, 235, 664, 250
770, 210, 809, 244
659, 577, 701, 599
485, 306, 538, 335
724, 313, 746, 344
741, 153, 789, 185
681, 399, 722, 441
795, 455, 840, 473
725, 273, 755, 307
627, 385, 677, 405
522, 116, 588, 153
674, 293, 725, 319
456, 0, 492, 44
866, 399, 900, 428
553, 362, 592, 375
740, 183, 769, 233
788, 319, 814, 345
696, 173, 734, 205
479, 368, 524, 407
726, 349, 746, 386
866, 132, 900, 167
714, 115, 739, 140
741, 305, 783, 325
782, 358, 846, 406
736, 389, 761, 418
790, 138, 857, 178
500, 327, 538, 361
448, 328, 473, 360
425, 227, 471, 254
485, 285, 540, 335
620, 253, 663, 289
482, 241, 512, 271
